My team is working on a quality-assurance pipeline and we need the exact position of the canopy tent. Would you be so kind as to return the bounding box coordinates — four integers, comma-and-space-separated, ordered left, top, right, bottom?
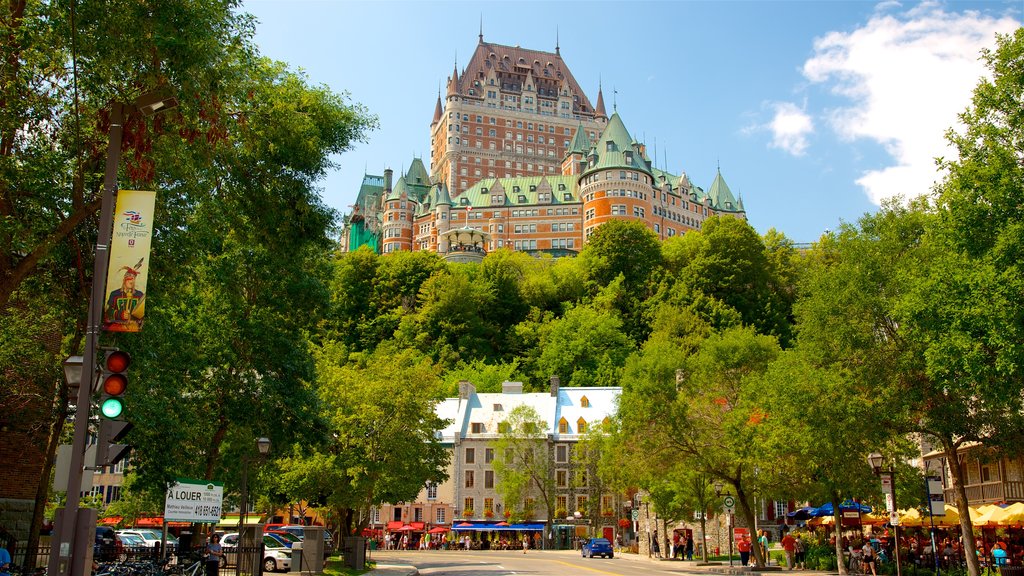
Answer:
972, 504, 1010, 527
451, 522, 544, 531
898, 505, 960, 527
809, 513, 888, 527
987, 502, 1024, 527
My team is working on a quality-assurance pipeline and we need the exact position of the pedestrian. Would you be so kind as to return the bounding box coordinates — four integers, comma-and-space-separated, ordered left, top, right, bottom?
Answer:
0, 543, 11, 576
673, 532, 680, 559
464, 535, 471, 551
686, 533, 694, 561
652, 531, 661, 559
738, 535, 752, 567
862, 541, 877, 576
523, 537, 528, 554
795, 536, 805, 569
758, 529, 769, 566
205, 534, 223, 576
781, 531, 796, 570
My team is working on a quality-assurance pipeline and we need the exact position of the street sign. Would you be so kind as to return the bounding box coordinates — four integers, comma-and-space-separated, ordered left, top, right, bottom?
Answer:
631, 509, 639, 521
890, 511, 900, 526
723, 495, 736, 512
164, 478, 224, 523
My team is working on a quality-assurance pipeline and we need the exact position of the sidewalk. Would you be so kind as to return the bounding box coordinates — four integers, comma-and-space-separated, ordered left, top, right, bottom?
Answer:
365, 563, 417, 576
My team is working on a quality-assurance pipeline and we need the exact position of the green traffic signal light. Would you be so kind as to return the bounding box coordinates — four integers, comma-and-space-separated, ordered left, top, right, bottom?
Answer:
100, 396, 124, 419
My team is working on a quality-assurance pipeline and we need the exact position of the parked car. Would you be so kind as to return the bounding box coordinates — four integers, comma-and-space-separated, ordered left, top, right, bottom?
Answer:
266, 531, 301, 548
117, 530, 159, 549
262, 535, 291, 573
220, 532, 291, 572
273, 525, 333, 555
581, 538, 614, 559
94, 526, 120, 561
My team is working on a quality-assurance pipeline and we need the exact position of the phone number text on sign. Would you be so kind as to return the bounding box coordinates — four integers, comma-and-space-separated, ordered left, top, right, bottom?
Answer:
165, 478, 224, 523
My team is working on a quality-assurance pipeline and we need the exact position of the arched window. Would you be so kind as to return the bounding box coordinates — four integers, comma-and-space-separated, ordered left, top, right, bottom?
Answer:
577, 418, 587, 434
558, 417, 568, 434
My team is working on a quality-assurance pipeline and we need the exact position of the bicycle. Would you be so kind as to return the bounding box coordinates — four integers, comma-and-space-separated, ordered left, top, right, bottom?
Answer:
164, 554, 204, 576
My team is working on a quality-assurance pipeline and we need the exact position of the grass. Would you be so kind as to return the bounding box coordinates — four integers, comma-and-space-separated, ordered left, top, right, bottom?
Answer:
322, 556, 373, 576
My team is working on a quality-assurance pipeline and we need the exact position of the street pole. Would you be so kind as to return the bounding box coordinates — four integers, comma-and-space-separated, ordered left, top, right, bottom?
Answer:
239, 455, 249, 533
891, 468, 902, 576
729, 512, 734, 566
47, 102, 124, 576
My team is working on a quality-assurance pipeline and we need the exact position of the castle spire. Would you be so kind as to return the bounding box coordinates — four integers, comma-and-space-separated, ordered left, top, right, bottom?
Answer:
556, 26, 560, 55
595, 77, 607, 119
479, 14, 483, 43
432, 88, 443, 125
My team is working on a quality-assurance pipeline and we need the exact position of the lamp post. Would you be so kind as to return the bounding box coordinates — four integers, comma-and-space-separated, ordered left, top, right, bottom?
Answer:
714, 481, 726, 561
239, 437, 272, 530
48, 91, 177, 576
868, 452, 902, 576
714, 481, 734, 566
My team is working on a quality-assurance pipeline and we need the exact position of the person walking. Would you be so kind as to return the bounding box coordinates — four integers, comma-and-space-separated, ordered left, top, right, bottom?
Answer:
738, 535, 752, 567
686, 533, 694, 561
205, 534, 224, 576
795, 536, 806, 569
862, 541, 878, 576
522, 537, 528, 554
782, 531, 797, 570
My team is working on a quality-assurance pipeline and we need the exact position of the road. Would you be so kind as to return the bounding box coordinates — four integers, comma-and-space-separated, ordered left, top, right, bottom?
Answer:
368, 549, 732, 576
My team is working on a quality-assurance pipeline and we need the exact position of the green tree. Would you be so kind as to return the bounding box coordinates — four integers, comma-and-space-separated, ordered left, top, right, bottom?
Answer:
277, 344, 450, 537
533, 304, 633, 388
619, 326, 780, 568
492, 405, 555, 537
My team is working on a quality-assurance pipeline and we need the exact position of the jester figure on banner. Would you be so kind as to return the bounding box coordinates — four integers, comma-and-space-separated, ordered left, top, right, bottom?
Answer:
102, 190, 157, 333
103, 258, 146, 332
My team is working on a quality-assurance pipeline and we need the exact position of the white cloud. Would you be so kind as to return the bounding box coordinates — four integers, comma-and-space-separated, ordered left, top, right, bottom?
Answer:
767, 102, 814, 156
802, 2, 1019, 205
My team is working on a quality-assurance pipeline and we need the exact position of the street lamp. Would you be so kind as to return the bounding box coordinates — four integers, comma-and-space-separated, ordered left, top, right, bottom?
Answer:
867, 452, 901, 576
714, 481, 734, 566
240, 437, 272, 530
49, 90, 178, 576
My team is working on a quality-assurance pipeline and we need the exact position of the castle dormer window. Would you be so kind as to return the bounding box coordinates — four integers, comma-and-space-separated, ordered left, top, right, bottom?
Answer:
558, 183, 566, 191
529, 185, 536, 192
606, 141, 614, 152
518, 195, 527, 203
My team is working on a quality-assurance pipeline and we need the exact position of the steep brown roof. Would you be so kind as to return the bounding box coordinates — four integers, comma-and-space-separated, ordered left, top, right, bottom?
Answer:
459, 40, 595, 115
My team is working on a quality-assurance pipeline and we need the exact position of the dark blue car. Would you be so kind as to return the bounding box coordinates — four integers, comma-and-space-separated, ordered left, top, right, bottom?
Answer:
581, 538, 614, 559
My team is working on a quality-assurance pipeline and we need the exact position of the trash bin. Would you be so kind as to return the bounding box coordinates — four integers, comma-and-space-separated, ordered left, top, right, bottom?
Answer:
342, 537, 365, 570
289, 542, 303, 573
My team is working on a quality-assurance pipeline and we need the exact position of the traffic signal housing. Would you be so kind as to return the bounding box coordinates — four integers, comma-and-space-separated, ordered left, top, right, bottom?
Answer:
97, 350, 133, 467
99, 350, 130, 419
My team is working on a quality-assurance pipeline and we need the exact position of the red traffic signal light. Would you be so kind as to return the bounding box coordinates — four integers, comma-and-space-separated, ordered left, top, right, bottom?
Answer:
100, 350, 130, 420
105, 350, 131, 373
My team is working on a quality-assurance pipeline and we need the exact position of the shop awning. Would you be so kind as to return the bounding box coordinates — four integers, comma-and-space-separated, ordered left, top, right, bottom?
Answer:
386, 521, 404, 531
410, 522, 425, 531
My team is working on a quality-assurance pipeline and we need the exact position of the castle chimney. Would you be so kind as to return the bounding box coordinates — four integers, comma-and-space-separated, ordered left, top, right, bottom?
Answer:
384, 168, 393, 193
458, 380, 476, 400
549, 375, 560, 397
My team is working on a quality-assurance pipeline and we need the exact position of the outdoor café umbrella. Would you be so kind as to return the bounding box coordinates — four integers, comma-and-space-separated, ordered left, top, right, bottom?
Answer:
788, 507, 817, 521
899, 505, 960, 527
397, 524, 416, 531
993, 502, 1024, 527
428, 526, 449, 534
971, 504, 1004, 527
812, 501, 873, 517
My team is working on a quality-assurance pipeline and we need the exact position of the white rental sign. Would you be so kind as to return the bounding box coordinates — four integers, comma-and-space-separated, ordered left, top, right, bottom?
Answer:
165, 478, 224, 523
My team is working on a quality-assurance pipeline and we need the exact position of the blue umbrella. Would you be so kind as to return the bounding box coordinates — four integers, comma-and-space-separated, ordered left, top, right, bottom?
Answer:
811, 501, 872, 517
787, 507, 817, 521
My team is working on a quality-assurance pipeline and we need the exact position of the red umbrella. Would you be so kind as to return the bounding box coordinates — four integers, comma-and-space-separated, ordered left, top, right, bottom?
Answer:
397, 525, 415, 531
428, 526, 449, 534
455, 522, 473, 528
495, 521, 510, 527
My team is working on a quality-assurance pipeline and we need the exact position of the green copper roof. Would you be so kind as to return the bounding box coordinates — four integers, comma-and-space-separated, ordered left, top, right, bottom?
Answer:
564, 122, 592, 157
434, 182, 453, 206
707, 169, 743, 212
387, 173, 408, 201
406, 158, 430, 188
581, 112, 651, 177
458, 175, 578, 208
354, 174, 384, 213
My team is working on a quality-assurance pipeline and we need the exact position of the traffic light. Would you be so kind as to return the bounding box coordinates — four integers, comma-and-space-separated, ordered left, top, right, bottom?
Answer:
96, 418, 133, 468
99, 350, 130, 419
97, 350, 133, 467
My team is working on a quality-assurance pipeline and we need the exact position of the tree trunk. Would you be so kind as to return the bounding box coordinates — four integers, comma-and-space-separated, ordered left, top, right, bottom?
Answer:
700, 515, 708, 562
832, 493, 848, 575
940, 434, 981, 576
735, 484, 764, 568
25, 381, 68, 571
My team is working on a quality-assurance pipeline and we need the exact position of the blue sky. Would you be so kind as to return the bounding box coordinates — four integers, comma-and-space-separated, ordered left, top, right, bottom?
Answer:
244, 0, 1020, 243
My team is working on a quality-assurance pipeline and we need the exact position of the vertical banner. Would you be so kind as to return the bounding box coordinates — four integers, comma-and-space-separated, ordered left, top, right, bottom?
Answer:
102, 190, 156, 332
